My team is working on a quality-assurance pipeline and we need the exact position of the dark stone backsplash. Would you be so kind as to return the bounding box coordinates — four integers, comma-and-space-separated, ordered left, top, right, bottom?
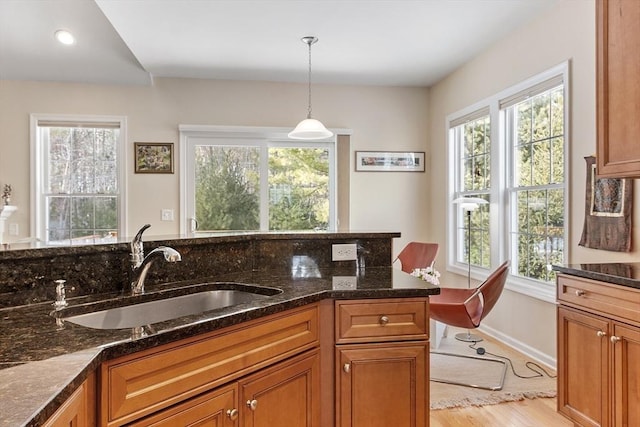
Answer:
0, 232, 398, 308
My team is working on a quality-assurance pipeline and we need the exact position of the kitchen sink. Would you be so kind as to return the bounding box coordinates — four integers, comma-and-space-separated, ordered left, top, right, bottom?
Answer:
61, 288, 280, 330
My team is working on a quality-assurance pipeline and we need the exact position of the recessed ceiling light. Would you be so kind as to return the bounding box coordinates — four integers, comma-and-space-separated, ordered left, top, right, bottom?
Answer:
54, 29, 75, 45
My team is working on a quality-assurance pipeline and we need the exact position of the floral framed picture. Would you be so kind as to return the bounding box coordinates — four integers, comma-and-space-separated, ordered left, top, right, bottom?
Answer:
355, 151, 425, 172
134, 142, 174, 174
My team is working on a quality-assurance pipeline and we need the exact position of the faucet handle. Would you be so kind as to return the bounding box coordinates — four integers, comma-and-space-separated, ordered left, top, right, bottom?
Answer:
131, 224, 151, 267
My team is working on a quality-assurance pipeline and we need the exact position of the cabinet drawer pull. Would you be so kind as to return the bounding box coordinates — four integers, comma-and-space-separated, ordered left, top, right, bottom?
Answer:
575, 290, 585, 297
379, 315, 390, 325
343, 363, 351, 373
246, 399, 258, 411
227, 408, 239, 420
610, 335, 621, 344
597, 330, 606, 338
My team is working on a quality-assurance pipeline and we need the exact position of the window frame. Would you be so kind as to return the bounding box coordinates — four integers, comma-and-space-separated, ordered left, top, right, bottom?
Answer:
446, 62, 569, 303
179, 125, 337, 234
30, 114, 128, 245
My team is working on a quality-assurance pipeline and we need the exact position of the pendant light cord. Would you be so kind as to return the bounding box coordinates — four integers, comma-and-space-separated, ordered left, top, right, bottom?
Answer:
306, 39, 313, 119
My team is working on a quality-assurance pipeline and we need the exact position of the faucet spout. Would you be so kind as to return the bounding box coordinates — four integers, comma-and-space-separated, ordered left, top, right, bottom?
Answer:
131, 246, 182, 295
131, 246, 181, 296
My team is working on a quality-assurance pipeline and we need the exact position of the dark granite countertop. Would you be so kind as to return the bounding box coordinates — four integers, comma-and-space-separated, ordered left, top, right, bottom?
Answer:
0, 266, 438, 427
553, 263, 640, 290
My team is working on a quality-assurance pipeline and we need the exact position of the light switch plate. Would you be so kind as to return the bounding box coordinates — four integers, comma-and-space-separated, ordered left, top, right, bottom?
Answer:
161, 209, 174, 221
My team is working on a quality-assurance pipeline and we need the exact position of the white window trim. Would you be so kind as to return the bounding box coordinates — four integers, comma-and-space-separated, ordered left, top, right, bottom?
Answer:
178, 125, 346, 234
446, 61, 570, 303
29, 114, 128, 244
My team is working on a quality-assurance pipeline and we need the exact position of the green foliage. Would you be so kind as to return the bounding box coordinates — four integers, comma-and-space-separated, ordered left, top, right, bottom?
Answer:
194, 146, 330, 232
195, 146, 260, 231
268, 148, 329, 230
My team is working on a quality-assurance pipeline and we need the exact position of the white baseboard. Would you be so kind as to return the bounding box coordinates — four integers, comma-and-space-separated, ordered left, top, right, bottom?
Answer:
478, 324, 557, 370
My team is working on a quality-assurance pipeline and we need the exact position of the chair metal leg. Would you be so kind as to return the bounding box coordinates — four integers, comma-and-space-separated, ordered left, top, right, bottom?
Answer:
430, 351, 507, 391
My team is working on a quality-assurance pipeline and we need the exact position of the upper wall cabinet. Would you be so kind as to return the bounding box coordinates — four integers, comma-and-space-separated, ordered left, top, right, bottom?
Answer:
596, 0, 640, 178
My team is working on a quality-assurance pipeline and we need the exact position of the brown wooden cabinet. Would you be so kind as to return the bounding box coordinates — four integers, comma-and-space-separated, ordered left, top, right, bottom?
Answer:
556, 274, 640, 427
596, 0, 640, 178
334, 298, 429, 427
42, 373, 96, 427
128, 383, 239, 427
100, 304, 319, 427
239, 349, 320, 427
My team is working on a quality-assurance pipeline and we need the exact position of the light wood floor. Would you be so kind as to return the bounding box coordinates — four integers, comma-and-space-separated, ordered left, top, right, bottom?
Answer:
430, 396, 573, 426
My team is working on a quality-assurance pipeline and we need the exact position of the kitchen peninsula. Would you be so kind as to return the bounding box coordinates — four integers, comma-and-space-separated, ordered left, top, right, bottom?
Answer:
0, 232, 439, 426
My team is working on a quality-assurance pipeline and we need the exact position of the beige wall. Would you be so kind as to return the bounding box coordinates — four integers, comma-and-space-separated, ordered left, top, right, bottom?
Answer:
0, 78, 429, 248
428, 0, 639, 364
2, 0, 628, 364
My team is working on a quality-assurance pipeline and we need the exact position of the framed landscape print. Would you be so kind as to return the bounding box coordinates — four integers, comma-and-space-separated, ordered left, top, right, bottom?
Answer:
134, 142, 174, 174
355, 151, 425, 172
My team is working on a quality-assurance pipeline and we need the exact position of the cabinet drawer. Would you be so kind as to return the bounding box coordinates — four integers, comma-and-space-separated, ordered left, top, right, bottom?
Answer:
335, 298, 428, 344
557, 274, 640, 324
101, 303, 319, 426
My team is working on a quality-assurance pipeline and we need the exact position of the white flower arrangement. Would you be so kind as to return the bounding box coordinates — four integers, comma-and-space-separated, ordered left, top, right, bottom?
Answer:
411, 266, 441, 286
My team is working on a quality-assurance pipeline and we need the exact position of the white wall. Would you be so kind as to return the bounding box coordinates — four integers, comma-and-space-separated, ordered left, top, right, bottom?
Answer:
428, 0, 640, 365
0, 78, 429, 249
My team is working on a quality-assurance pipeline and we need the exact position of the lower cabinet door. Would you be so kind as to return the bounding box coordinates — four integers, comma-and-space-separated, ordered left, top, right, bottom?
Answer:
43, 373, 95, 427
128, 383, 238, 427
612, 322, 640, 427
239, 349, 320, 427
336, 342, 428, 427
557, 306, 610, 427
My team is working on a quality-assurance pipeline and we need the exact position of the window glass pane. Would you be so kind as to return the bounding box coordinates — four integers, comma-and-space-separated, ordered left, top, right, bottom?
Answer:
516, 144, 531, 187
194, 145, 260, 231
532, 92, 551, 141
40, 123, 120, 244
516, 101, 532, 144
95, 197, 118, 229
551, 137, 564, 184
71, 196, 94, 230
550, 88, 564, 137
532, 140, 551, 186
268, 147, 329, 231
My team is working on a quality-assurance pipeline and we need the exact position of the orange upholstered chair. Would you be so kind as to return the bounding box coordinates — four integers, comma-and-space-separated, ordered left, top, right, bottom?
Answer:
429, 261, 510, 390
429, 260, 509, 331
394, 242, 439, 273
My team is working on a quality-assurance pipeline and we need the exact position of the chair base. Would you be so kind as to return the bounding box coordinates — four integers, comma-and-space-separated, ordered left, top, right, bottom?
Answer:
430, 351, 508, 391
455, 331, 484, 343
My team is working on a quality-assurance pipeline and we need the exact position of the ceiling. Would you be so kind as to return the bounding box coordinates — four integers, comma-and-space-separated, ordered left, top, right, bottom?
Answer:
0, 0, 557, 88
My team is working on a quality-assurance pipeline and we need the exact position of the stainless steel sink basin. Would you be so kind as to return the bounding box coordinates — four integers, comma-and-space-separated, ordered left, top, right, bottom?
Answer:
63, 289, 274, 329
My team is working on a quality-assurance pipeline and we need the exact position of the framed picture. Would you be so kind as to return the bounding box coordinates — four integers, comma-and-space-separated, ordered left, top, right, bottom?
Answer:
134, 142, 174, 174
355, 151, 425, 172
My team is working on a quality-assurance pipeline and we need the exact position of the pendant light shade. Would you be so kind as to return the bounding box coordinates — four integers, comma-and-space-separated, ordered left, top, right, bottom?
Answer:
289, 36, 333, 140
289, 118, 332, 140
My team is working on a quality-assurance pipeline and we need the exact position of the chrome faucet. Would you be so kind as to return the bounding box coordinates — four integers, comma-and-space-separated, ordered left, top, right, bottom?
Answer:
130, 224, 181, 296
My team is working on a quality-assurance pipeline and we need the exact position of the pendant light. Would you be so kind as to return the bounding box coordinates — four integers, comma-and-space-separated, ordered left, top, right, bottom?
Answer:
288, 36, 333, 140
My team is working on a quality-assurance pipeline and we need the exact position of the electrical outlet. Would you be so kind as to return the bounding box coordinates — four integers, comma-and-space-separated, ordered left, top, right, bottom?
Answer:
332, 276, 358, 290
332, 243, 357, 261
8, 223, 18, 236
161, 209, 174, 221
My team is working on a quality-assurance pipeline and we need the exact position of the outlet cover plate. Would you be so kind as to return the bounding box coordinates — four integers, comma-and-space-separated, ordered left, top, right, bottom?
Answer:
332, 276, 358, 290
332, 243, 357, 261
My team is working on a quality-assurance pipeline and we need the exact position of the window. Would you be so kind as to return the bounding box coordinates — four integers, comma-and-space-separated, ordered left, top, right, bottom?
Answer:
181, 126, 336, 233
448, 63, 568, 301
31, 115, 126, 245
504, 80, 565, 283
450, 110, 491, 270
